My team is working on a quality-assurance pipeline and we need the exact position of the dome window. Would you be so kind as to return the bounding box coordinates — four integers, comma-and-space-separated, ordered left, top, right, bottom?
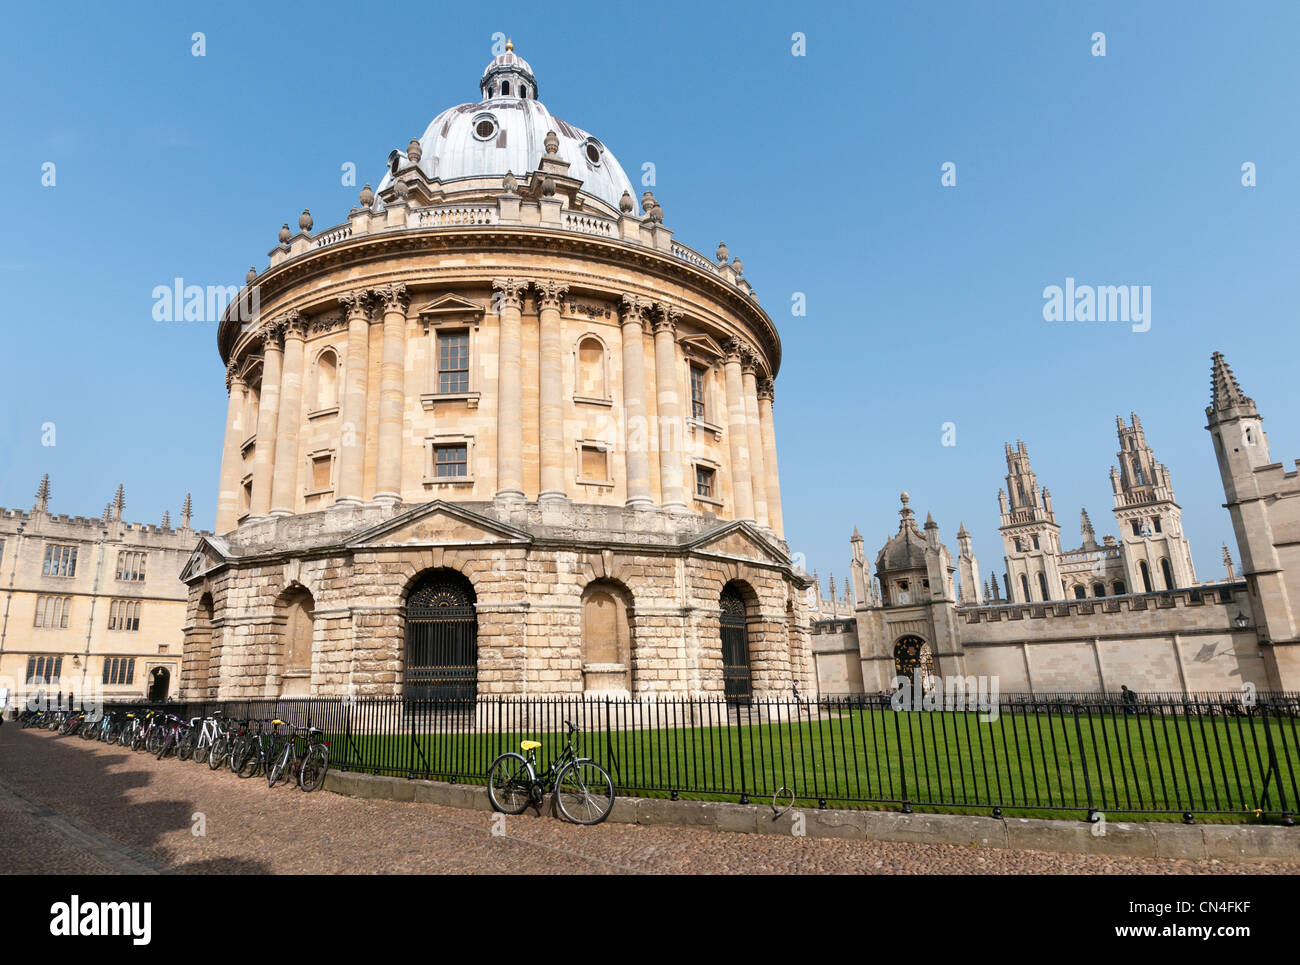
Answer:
473, 114, 499, 141
501, 81, 511, 96
583, 138, 603, 166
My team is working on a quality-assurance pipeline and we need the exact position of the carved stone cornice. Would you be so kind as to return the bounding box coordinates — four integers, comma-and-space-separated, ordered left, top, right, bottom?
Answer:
651, 301, 683, 336
620, 293, 653, 327
372, 282, 410, 314
492, 277, 527, 312
338, 289, 375, 322
309, 311, 346, 336
758, 378, 775, 403
534, 279, 570, 312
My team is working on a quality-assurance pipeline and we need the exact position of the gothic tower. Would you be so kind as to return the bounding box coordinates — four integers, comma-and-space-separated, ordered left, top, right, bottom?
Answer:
1110, 412, 1196, 592
998, 440, 1063, 602
956, 521, 981, 605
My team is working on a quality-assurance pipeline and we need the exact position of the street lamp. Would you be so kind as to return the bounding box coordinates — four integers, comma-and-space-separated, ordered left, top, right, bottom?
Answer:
1233, 611, 1250, 630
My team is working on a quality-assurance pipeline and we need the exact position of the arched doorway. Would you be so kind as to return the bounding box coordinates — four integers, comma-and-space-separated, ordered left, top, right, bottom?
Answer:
279, 587, 314, 697
580, 580, 633, 694
894, 635, 936, 691
191, 593, 214, 697
405, 569, 478, 701
720, 583, 751, 703
148, 666, 170, 701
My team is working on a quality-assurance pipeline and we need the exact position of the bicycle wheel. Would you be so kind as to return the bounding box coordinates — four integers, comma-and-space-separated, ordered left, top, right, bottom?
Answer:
146, 729, 165, 756
554, 760, 615, 825
299, 747, 330, 792
208, 739, 228, 770
267, 747, 289, 787
177, 732, 195, 761
236, 747, 262, 778
156, 734, 174, 761
486, 753, 534, 815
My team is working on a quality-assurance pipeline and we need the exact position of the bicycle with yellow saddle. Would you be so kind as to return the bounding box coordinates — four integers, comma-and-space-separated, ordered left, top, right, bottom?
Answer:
486, 720, 615, 824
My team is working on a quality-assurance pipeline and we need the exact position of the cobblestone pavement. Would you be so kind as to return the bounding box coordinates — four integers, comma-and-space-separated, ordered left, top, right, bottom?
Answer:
2, 726, 1295, 875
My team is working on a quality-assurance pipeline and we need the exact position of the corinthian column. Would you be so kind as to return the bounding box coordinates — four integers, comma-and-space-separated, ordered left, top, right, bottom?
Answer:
742, 349, 769, 527
215, 364, 248, 532
536, 279, 569, 501
249, 324, 284, 517
335, 289, 373, 505
494, 278, 526, 500
758, 379, 784, 536
652, 302, 686, 511
270, 312, 308, 516
373, 283, 409, 505
723, 338, 754, 521
620, 295, 653, 509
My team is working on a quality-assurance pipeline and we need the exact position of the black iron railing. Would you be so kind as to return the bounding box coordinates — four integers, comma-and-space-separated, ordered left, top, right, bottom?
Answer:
93, 691, 1300, 822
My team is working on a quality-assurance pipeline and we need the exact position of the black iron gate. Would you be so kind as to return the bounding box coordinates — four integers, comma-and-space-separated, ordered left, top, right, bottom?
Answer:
720, 586, 751, 704
405, 573, 478, 701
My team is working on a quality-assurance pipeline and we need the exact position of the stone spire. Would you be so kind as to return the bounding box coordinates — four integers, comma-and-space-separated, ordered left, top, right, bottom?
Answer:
1222, 543, 1236, 581
33, 473, 50, 513
162, 510, 171, 530
1080, 508, 1098, 550
112, 484, 125, 521
1209, 351, 1254, 415
181, 493, 193, 530
844, 576, 853, 606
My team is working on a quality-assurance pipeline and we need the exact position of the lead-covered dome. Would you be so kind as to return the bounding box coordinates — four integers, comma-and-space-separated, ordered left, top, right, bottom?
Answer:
376, 42, 639, 214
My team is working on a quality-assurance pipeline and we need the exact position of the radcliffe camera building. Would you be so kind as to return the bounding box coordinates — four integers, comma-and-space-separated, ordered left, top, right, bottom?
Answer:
811, 354, 1300, 696
181, 45, 812, 701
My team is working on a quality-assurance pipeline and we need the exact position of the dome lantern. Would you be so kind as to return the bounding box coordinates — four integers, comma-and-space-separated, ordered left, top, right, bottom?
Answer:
480, 39, 539, 101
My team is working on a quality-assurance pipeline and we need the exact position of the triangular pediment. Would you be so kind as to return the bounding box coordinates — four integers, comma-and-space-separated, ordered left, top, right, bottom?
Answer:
686, 520, 790, 566
180, 536, 230, 584
416, 292, 485, 322
679, 333, 725, 360
346, 500, 532, 548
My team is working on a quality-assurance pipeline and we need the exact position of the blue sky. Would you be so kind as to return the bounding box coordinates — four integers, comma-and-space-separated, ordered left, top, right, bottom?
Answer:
1, 1, 1297, 592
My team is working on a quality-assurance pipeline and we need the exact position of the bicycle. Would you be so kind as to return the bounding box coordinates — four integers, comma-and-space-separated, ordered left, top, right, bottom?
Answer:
266, 724, 330, 791
486, 721, 615, 825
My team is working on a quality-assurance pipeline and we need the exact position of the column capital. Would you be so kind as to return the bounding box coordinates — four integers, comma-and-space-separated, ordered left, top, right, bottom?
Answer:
651, 301, 683, 335
338, 288, 375, 321
740, 344, 759, 375
281, 310, 308, 340
620, 293, 653, 326
722, 336, 748, 364
534, 279, 570, 312
225, 361, 246, 393
261, 319, 287, 351
492, 277, 527, 311
373, 282, 410, 314
758, 377, 775, 402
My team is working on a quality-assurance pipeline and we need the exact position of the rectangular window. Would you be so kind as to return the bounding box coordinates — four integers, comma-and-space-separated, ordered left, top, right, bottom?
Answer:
34, 595, 71, 629
438, 331, 470, 393
1032, 535, 1040, 550
311, 454, 332, 490
696, 466, 715, 498
26, 655, 63, 684
580, 445, 607, 481
108, 599, 141, 632
433, 444, 468, 478
1131, 520, 1142, 536
102, 657, 136, 686
43, 543, 78, 577
1153, 517, 1162, 533
115, 550, 147, 582
690, 365, 707, 421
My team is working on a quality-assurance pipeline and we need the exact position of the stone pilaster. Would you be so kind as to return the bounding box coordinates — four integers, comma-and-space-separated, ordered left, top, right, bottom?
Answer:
620, 294, 653, 509
536, 279, 569, 501
494, 278, 527, 500
269, 312, 308, 516
373, 283, 409, 504
652, 302, 687, 511
758, 379, 784, 537
335, 289, 374, 505
723, 338, 754, 520
215, 365, 247, 533
249, 323, 284, 517
742, 348, 769, 528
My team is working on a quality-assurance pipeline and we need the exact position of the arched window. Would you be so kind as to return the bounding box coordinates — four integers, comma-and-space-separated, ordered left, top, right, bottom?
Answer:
1113, 580, 1127, 595
1038, 572, 1049, 601
501, 80, 511, 95
575, 336, 607, 400
279, 587, 314, 696
1092, 582, 1106, 597
581, 581, 632, 694
720, 582, 752, 703
1073, 585, 1086, 600
190, 593, 214, 698
1020, 574, 1031, 602
314, 349, 339, 411
1160, 558, 1174, 590
1139, 561, 1153, 593
894, 635, 936, 691
405, 570, 478, 702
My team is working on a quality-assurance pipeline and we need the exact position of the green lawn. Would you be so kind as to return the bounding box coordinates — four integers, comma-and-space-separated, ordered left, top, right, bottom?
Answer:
324, 706, 1300, 824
